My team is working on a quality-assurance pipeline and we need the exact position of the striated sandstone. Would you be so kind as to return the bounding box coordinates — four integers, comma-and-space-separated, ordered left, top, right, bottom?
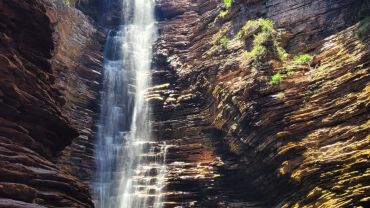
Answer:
0, 0, 369, 207
0, 0, 103, 207
152, 0, 370, 207
43, 0, 104, 184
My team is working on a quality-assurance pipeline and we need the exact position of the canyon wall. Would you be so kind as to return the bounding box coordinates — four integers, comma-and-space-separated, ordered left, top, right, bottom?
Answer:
0, 0, 369, 207
0, 0, 102, 207
152, 0, 370, 207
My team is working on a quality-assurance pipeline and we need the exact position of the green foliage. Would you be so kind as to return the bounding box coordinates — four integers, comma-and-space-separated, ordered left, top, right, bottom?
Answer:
238, 18, 275, 63
294, 54, 312, 63
238, 22, 252, 37
357, 16, 370, 37
241, 18, 274, 34
63, 0, 70, 6
237, 18, 290, 64
218, 10, 229, 18
237, 18, 274, 39
271, 73, 284, 85
277, 47, 288, 61
244, 45, 267, 60
284, 64, 295, 75
219, 36, 229, 45
259, 18, 274, 31
218, 0, 232, 18
224, 0, 232, 9
355, 42, 365, 50
254, 31, 270, 45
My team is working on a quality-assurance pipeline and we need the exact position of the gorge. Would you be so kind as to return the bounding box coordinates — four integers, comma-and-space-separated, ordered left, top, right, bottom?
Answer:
0, 0, 369, 208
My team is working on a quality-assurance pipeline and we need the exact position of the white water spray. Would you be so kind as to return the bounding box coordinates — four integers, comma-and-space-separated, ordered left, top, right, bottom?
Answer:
95, 0, 166, 207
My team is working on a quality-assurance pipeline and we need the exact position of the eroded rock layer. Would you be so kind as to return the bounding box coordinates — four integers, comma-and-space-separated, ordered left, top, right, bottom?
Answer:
0, 0, 103, 207
152, 0, 370, 207
0, 0, 369, 207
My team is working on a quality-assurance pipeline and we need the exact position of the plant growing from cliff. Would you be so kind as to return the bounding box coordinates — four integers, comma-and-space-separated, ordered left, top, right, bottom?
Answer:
219, 10, 229, 18
271, 72, 284, 85
294, 54, 312, 63
211, 25, 230, 46
277, 47, 288, 61
236, 18, 274, 39
244, 45, 267, 62
238, 18, 276, 64
224, 0, 232, 9
254, 31, 271, 45
219, 36, 229, 46
355, 42, 365, 50
284, 64, 295, 75
260, 18, 274, 31
218, 0, 232, 18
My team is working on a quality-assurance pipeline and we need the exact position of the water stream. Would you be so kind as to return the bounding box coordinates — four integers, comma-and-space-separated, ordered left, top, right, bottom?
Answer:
94, 0, 166, 207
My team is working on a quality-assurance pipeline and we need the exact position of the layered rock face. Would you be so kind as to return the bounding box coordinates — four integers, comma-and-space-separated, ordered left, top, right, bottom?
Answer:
0, 0, 369, 207
0, 0, 103, 207
152, 0, 370, 207
44, 0, 104, 184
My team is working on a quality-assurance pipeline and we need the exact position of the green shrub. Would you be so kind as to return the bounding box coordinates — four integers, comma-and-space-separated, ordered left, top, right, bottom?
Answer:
252, 45, 267, 57
218, 0, 232, 18
259, 18, 274, 31
238, 18, 276, 63
237, 18, 293, 63
219, 36, 229, 45
224, 0, 232, 9
271, 73, 284, 84
284, 64, 295, 75
237, 18, 274, 39
277, 47, 288, 61
254, 31, 270, 45
244, 45, 267, 61
219, 10, 229, 18
294, 54, 312, 63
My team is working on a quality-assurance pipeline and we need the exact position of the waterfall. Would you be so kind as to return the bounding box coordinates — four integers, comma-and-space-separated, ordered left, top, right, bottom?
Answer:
95, 0, 166, 207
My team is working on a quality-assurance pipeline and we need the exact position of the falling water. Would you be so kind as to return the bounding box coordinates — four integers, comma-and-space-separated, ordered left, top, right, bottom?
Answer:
95, 0, 166, 207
